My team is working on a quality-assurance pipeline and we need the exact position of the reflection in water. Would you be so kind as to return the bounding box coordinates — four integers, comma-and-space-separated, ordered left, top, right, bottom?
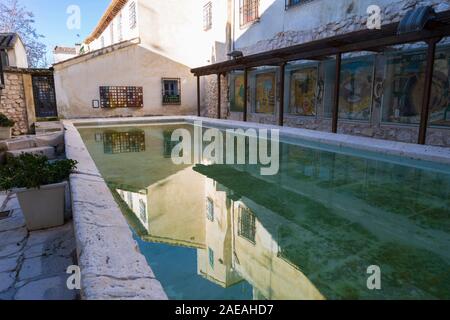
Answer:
103, 130, 146, 154
79, 125, 450, 300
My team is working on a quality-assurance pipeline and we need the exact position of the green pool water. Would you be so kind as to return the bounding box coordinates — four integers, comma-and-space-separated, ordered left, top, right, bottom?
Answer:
79, 123, 450, 300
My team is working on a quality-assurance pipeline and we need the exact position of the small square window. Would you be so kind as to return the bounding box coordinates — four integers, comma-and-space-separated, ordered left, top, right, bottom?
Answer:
238, 206, 256, 244
162, 78, 181, 105
203, 2, 212, 31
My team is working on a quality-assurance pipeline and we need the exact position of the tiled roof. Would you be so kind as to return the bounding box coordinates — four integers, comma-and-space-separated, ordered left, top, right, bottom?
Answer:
84, 0, 128, 44
0, 33, 18, 50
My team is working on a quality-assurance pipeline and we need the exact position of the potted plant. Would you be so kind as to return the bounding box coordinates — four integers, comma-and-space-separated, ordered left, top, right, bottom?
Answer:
0, 154, 77, 231
0, 113, 15, 140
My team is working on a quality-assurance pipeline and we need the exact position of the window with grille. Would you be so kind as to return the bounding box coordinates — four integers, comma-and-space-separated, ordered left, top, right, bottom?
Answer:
238, 206, 256, 243
203, 2, 212, 31
100, 86, 143, 108
206, 198, 214, 222
110, 21, 114, 44
129, 2, 137, 29
162, 78, 181, 105
100, 36, 105, 48
139, 199, 147, 222
240, 0, 259, 27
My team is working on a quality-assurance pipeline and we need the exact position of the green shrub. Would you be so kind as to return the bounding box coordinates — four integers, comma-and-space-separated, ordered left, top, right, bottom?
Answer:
0, 113, 15, 127
0, 154, 77, 191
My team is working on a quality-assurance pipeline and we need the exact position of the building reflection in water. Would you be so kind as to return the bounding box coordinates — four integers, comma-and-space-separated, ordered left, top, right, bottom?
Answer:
79, 125, 450, 300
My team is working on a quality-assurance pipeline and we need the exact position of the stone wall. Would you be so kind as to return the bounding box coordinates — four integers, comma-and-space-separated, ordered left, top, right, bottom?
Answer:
201, 0, 450, 147
0, 71, 29, 136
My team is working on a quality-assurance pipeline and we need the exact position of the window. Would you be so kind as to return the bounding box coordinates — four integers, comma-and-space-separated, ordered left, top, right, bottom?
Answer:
100, 36, 105, 48
238, 206, 256, 243
208, 248, 214, 269
162, 78, 181, 105
139, 199, 147, 222
240, 0, 259, 27
231, 73, 245, 112
203, 2, 212, 31
285, 0, 313, 9
206, 198, 214, 222
99, 86, 144, 108
255, 72, 276, 114
127, 192, 133, 210
118, 12, 123, 42
0, 50, 8, 67
110, 21, 114, 44
129, 2, 137, 29
289, 66, 318, 116
324, 56, 374, 121
0, 51, 5, 88
382, 48, 450, 127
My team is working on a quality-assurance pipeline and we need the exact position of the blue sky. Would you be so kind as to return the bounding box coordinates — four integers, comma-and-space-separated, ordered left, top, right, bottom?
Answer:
19, 0, 110, 62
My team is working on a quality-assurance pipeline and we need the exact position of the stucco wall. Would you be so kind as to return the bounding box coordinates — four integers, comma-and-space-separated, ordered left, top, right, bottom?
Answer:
54, 41, 197, 119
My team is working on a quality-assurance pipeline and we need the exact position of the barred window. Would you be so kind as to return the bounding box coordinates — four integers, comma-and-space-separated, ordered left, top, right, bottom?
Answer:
139, 199, 147, 222
100, 86, 143, 108
129, 1, 137, 29
203, 2, 212, 31
162, 78, 181, 105
100, 36, 105, 48
240, 0, 259, 27
206, 198, 214, 222
110, 21, 114, 44
103, 131, 146, 154
238, 206, 256, 244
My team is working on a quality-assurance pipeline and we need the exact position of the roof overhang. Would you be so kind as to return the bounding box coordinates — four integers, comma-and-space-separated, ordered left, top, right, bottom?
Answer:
191, 9, 450, 76
84, 0, 128, 45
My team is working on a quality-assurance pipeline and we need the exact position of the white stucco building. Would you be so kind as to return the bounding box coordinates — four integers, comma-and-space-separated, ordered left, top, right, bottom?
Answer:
0, 33, 28, 69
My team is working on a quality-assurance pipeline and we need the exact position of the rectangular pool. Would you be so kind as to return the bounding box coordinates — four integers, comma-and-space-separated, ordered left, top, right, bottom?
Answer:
78, 122, 450, 300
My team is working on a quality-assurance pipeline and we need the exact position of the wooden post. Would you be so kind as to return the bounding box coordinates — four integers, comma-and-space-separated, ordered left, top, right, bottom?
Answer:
243, 68, 248, 122
217, 73, 221, 119
196, 75, 201, 117
418, 38, 440, 145
332, 53, 342, 133
278, 62, 286, 126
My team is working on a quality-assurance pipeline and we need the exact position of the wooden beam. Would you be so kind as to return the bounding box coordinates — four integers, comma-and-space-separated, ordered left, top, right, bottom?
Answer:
243, 68, 248, 122
332, 53, 341, 133
217, 73, 221, 119
418, 38, 440, 145
278, 62, 286, 126
196, 75, 201, 117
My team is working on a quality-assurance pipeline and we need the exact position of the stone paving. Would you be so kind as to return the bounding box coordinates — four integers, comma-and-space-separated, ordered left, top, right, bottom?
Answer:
0, 192, 79, 300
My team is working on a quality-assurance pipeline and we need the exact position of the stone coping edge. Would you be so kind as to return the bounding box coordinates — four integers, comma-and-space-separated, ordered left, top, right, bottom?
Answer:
63, 120, 168, 300
70, 116, 450, 166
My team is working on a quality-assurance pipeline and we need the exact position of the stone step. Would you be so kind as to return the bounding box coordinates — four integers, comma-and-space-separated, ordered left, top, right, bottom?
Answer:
0, 138, 37, 151
6, 146, 56, 160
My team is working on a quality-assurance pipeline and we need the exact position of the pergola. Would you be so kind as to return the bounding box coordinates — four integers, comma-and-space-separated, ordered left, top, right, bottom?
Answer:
191, 7, 450, 145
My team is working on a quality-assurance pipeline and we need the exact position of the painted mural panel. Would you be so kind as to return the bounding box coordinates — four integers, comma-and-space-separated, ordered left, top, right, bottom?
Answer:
383, 49, 450, 126
289, 67, 318, 116
382, 49, 450, 127
255, 72, 276, 114
339, 57, 374, 121
231, 74, 245, 112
